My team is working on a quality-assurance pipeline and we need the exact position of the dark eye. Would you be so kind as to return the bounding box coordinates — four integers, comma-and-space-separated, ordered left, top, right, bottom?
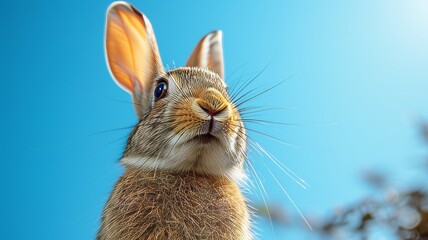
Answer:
154, 80, 168, 99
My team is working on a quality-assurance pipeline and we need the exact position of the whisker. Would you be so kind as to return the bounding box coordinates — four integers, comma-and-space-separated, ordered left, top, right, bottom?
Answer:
238, 107, 299, 121
253, 141, 310, 189
247, 158, 277, 239
239, 128, 309, 189
103, 134, 130, 148
234, 72, 299, 109
241, 161, 258, 195
244, 133, 312, 229
168, 72, 186, 96
262, 160, 312, 230
229, 65, 249, 100
244, 127, 301, 149
89, 125, 136, 136
225, 63, 247, 85
230, 64, 270, 102
71, 85, 146, 107
241, 119, 300, 126
239, 105, 300, 113
152, 126, 189, 164
165, 123, 192, 158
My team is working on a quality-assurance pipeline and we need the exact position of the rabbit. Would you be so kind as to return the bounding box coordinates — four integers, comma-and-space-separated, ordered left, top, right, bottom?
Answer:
97, 1, 251, 239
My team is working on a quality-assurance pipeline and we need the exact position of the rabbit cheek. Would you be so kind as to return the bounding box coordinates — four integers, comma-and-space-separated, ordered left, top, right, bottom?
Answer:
170, 101, 202, 135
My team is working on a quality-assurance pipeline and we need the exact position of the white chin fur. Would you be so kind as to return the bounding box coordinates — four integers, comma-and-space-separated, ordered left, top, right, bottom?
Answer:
121, 144, 245, 183
121, 122, 246, 183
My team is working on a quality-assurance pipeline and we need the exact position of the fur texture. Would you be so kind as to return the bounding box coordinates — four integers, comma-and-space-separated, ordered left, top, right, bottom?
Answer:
120, 68, 247, 182
100, 3, 251, 239
97, 168, 250, 240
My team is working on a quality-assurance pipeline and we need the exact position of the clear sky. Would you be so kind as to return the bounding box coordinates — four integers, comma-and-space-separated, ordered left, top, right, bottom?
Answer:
1, 0, 428, 239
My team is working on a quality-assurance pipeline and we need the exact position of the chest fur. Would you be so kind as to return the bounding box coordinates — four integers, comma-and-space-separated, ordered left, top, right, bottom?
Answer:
98, 169, 250, 240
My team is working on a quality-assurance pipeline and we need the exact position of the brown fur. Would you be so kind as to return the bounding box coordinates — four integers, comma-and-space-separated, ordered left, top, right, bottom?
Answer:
97, 167, 250, 240
102, 3, 250, 238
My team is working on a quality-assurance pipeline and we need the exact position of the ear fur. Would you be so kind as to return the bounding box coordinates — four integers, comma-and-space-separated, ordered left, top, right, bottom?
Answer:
186, 31, 225, 80
105, 1, 164, 118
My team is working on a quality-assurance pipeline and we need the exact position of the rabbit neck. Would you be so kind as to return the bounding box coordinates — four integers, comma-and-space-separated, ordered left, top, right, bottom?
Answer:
98, 167, 251, 240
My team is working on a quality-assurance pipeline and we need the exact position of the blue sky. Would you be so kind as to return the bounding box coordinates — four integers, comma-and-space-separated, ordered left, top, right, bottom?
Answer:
1, 0, 428, 239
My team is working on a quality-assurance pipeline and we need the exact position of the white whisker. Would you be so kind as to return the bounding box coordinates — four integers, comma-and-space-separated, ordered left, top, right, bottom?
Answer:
262, 161, 312, 230
253, 142, 310, 189
247, 158, 277, 239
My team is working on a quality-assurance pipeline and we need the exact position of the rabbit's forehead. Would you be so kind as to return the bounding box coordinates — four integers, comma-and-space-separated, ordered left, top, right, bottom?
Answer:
165, 67, 227, 94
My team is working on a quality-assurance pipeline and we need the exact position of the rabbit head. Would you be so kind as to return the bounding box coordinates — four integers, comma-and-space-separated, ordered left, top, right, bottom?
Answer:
105, 2, 246, 181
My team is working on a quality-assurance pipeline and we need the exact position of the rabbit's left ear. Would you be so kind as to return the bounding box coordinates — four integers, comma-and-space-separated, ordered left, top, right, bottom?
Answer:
186, 31, 224, 80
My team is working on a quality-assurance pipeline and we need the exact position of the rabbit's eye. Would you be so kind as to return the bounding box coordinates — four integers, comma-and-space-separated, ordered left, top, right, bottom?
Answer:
154, 80, 168, 99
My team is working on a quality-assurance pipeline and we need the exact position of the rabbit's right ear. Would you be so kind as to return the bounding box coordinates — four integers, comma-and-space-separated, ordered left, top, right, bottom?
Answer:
186, 31, 224, 80
105, 2, 164, 119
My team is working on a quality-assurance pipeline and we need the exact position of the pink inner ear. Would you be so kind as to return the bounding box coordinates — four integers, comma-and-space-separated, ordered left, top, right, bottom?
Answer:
105, 2, 164, 119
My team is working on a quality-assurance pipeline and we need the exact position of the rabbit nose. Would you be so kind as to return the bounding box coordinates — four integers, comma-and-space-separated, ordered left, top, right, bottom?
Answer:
196, 88, 229, 117
198, 103, 226, 116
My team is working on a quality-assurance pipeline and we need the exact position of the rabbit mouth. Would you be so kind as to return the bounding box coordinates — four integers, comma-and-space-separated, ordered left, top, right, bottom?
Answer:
192, 133, 217, 144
